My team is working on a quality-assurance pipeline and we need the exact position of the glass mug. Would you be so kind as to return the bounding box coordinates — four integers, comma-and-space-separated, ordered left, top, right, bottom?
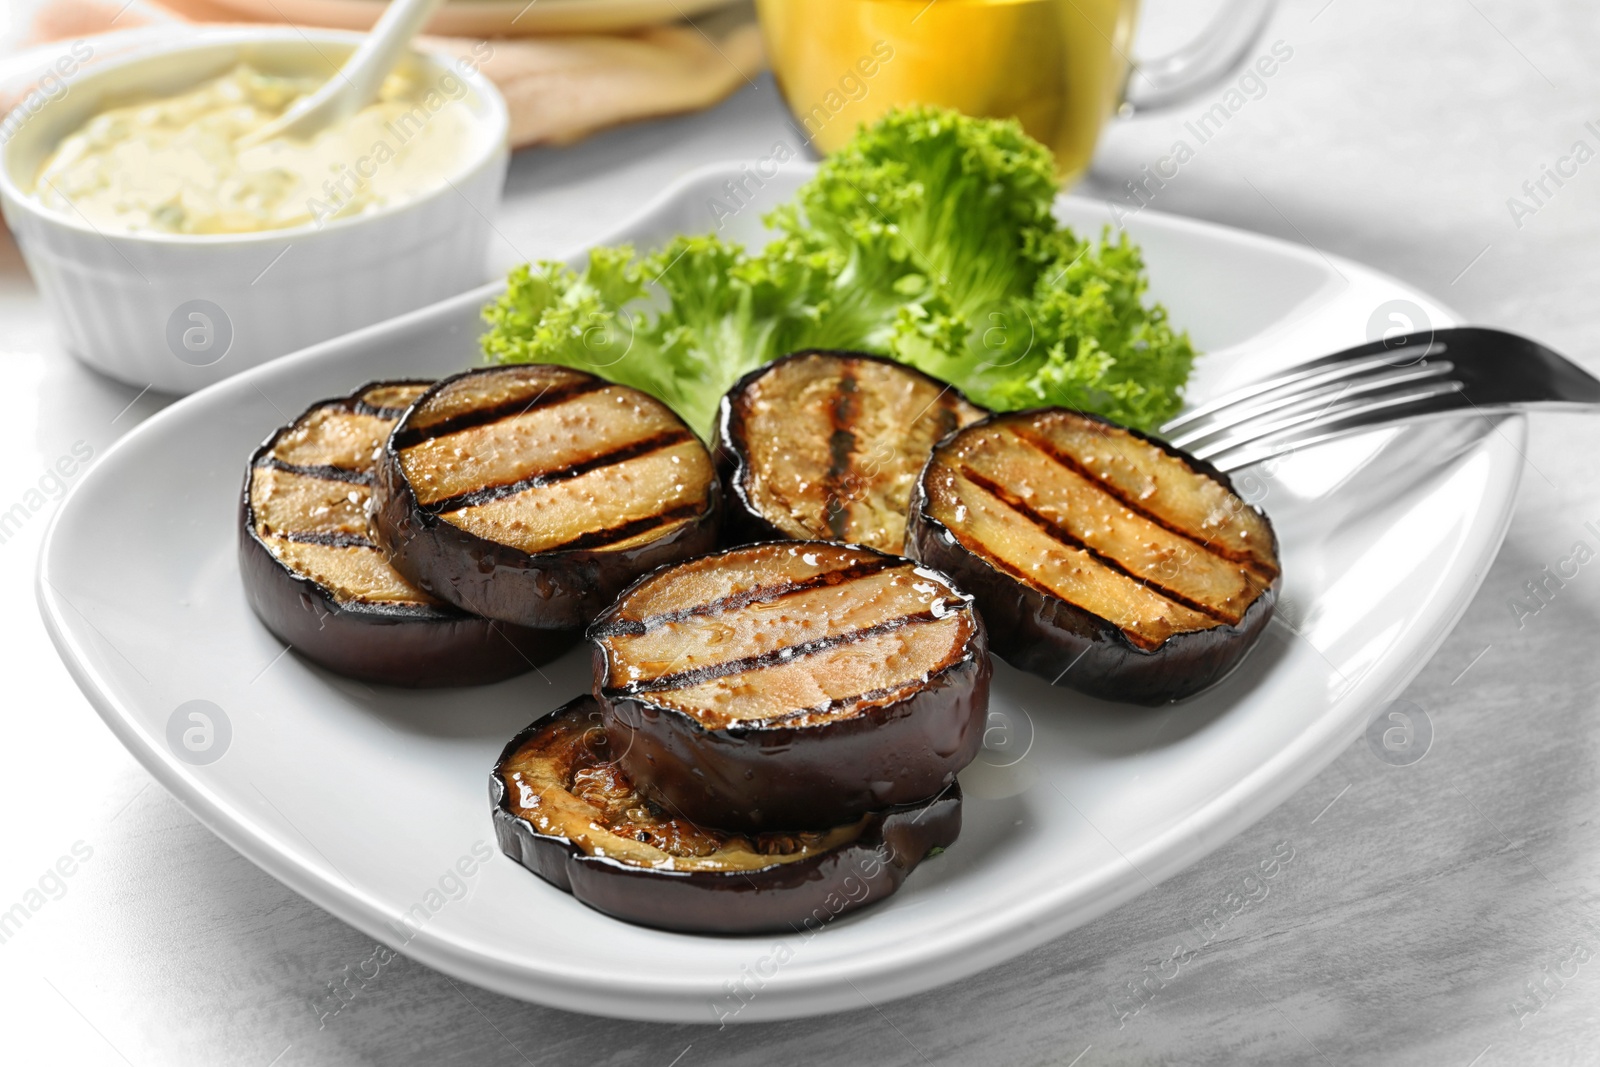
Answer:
756, 0, 1279, 180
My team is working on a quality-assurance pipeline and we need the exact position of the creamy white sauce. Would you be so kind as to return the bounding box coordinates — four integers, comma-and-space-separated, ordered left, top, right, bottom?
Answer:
33, 63, 477, 235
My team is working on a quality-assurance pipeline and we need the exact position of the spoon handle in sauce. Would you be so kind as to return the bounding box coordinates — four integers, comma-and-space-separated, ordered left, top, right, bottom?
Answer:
238, 0, 446, 147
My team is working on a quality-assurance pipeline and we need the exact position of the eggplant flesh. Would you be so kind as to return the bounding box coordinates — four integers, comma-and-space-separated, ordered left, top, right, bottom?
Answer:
371, 365, 722, 630
491, 696, 962, 935
908, 408, 1280, 705
240, 382, 569, 687
718, 350, 986, 554
590, 541, 989, 831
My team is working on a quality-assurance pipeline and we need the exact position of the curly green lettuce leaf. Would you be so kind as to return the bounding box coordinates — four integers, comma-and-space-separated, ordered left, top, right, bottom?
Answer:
941, 230, 1196, 431
771, 103, 1061, 319
638, 234, 840, 433
483, 236, 847, 436
764, 105, 1193, 430
480, 244, 648, 384
483, 105, 1196, 436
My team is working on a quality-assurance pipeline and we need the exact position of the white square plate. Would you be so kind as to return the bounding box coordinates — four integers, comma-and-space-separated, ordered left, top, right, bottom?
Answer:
38, 165, 1521, 1023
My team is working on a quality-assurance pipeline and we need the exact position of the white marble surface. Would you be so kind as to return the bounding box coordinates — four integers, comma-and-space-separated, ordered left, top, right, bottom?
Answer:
3, 0, 1599, 1063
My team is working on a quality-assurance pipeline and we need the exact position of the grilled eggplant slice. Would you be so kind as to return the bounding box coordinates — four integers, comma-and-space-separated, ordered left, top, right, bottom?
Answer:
908, 408, 1281, 705
372, 365, 721, 630
240, 382, 569, 687
717, 351, 987, 553
492, 695, 962, 934
590, 541, 988, 831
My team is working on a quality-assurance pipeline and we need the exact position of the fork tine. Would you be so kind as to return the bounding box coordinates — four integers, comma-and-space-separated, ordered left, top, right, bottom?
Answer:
1200, 389, 1474, 472
1162, 331, 1445, 436
1166, 360, 1456, 449
1171, 325, 1600, 473
1187, 378, 1465, 462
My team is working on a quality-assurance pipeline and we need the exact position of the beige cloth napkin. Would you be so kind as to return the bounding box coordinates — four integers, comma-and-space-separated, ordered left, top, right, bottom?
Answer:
4, 0, 765, 148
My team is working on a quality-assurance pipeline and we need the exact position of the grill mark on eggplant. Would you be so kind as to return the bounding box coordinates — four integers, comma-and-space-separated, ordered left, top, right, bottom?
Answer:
954, 465, 1237, 625
392, 378, 612, 447
823, 371, 859, 540
268, 530, 378, 550
589, 556, 903, 637
520, 502, 705, 554
419, 430, 695, 515
352, 399, 412, 420
256, 457, 372, 485
758, 674, 963, 727
936, 521, 1169, 653
603, 609, 945, 695
823, 372, 859, 537
1009, 424, 1280, 580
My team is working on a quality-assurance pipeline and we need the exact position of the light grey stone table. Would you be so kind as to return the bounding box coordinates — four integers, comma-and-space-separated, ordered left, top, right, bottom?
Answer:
3, 0, 1598, 1063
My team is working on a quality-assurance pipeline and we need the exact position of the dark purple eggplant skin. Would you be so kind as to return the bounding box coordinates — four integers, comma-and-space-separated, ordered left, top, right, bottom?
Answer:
238, 386, 574, 688
906, 408, 1281, 706
713, 349, 986, 548
370, 367, 722, 631
490, 697, 963, 936
589, 542, 991, 832
237, 526, 573, 687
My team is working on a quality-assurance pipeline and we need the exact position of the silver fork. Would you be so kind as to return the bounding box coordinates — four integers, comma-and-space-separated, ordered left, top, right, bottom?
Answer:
1160, 327, 1600, 472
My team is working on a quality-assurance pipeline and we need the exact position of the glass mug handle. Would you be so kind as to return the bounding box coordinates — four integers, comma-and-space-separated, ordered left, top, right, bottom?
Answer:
1121, 0, 1280, 113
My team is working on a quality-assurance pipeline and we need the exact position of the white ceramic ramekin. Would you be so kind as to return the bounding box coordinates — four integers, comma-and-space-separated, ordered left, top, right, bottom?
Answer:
0, 30, 509, 395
